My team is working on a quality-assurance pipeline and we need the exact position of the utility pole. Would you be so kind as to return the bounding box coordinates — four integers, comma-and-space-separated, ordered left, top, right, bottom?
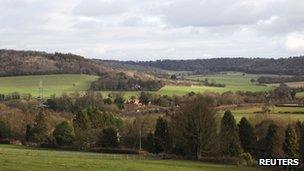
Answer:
38, 80, 43, 108
139, 129, 142, 151
37, 79, 47, 109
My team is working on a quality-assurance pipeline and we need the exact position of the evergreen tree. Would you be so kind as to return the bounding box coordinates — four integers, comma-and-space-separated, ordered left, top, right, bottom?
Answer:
296, 121, 304, 159
238, 117, 256, 155
53, 121, 75, 146
154, 117, 171, 153
265, 124, 280, 157
139, 92, 152, 105
220, 110, 242, 156
283, 125, 299, 158
25, 124, 33, 141
144, 132, 156, 153
0, 121, 11, 139
32, 110, 49, 142
114, 94, 125, 109
100, 127, 119, 148
73, 110, 89, 130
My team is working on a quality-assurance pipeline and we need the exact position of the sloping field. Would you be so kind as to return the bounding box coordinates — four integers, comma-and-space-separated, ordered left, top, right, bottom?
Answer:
297, 92, 304, 98
160, 72, 273, 96
266, 81, 304, 88
0, 145, 260, 171
217, 106, 304, 122
266, 82, 304, 99
0, 74, 99, 97
0, 73, 274, 98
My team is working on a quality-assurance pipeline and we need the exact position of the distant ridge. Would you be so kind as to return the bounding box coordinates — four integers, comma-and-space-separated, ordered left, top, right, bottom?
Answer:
2, 49, 304, 76
0, 49, 113, 77
106, 57, 304, 75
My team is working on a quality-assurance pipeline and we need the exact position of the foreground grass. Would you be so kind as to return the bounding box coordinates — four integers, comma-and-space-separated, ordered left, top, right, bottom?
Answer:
0, 74, 99, 97
0, 145, 260, 171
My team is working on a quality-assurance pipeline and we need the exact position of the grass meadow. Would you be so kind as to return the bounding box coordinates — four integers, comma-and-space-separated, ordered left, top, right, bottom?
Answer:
217, 106, 304, 124
0, 73, 304, 98
186, 72, 273, 93
0, 145, 261, 171
0, 74, 99, 97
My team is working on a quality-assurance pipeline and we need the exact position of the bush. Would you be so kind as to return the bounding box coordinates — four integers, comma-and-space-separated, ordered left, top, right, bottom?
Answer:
53, 121, 75, 146
26, 110, 49, 143
0, 121, 11, 139
100, 127, 119, 148
240, 152, 255, 166
90, 147, 139, 154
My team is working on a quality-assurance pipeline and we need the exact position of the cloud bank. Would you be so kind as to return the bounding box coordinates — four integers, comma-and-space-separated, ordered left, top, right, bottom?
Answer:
0, 0, 303, 60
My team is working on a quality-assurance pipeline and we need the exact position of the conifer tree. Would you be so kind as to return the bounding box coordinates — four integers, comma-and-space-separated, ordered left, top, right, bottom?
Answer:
296, 121, 304, 159
100, 127, 119, 148
220, 110, 242, 156
238, 117, 256, 155
53, 121, 75, 146
144, 132, 156, 153
265, 124, 280, 157
32, 110, 49, 142
73, 110, 89, 130
283, 125, 299, 158
154, 117, 171, 153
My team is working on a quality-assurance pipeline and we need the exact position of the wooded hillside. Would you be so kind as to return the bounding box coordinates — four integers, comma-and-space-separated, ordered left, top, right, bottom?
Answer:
0, 50, 112, 76
114, 57, 304, 75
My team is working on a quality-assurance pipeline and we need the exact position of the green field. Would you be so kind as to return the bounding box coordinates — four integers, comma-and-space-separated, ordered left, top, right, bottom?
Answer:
186, 72, 273, 94
0, 145, 260, 171
297, 92, 304, 98
0, 74, 99, 97
266, 81, 304, 88
158, 86, 226, 96
0, 73, 294, 98
217, 106, 304, 123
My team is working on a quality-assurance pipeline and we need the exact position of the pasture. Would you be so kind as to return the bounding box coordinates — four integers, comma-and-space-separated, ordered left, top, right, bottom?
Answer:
266, 81, 304, 88
217, 106, 304, 123
0, 74, 99, 97
3, 72, 304, 98
184, 72, 273, 93
297, 92, 304, 98
0, 145, 260, 171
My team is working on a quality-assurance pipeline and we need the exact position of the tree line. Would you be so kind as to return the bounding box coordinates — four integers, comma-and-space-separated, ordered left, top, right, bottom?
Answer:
257, 76, 304, 84
90, 72, 164, 91
121, 57, 304, 75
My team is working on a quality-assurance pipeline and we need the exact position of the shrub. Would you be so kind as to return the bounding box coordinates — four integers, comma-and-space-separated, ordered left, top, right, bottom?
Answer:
240, 152, 255, 166
100, 127, 119, 148
53, 121, 75, 146
0, 121, 11, 139
220, 110, 242, 156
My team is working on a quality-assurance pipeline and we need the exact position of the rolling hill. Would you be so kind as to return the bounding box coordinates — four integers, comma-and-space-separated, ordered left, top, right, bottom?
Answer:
0, 74, 99, 97
0, 49, 112, 76
106, 57, 304, 75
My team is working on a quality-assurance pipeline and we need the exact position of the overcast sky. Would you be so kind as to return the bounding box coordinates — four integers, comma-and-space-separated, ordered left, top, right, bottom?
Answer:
0, 0, 304, 60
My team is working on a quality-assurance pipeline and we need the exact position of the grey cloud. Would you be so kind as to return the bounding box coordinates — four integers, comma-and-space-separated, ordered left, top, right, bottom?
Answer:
157, 0, 274, 27
73, 0, 128, 17
0, 0, 304, 60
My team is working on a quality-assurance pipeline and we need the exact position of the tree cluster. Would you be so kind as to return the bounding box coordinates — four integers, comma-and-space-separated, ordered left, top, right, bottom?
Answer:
122, 57, 304, 75
90, 72, 164, 91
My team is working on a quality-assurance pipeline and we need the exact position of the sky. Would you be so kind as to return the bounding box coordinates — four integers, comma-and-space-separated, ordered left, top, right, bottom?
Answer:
0, 0, 304, 61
